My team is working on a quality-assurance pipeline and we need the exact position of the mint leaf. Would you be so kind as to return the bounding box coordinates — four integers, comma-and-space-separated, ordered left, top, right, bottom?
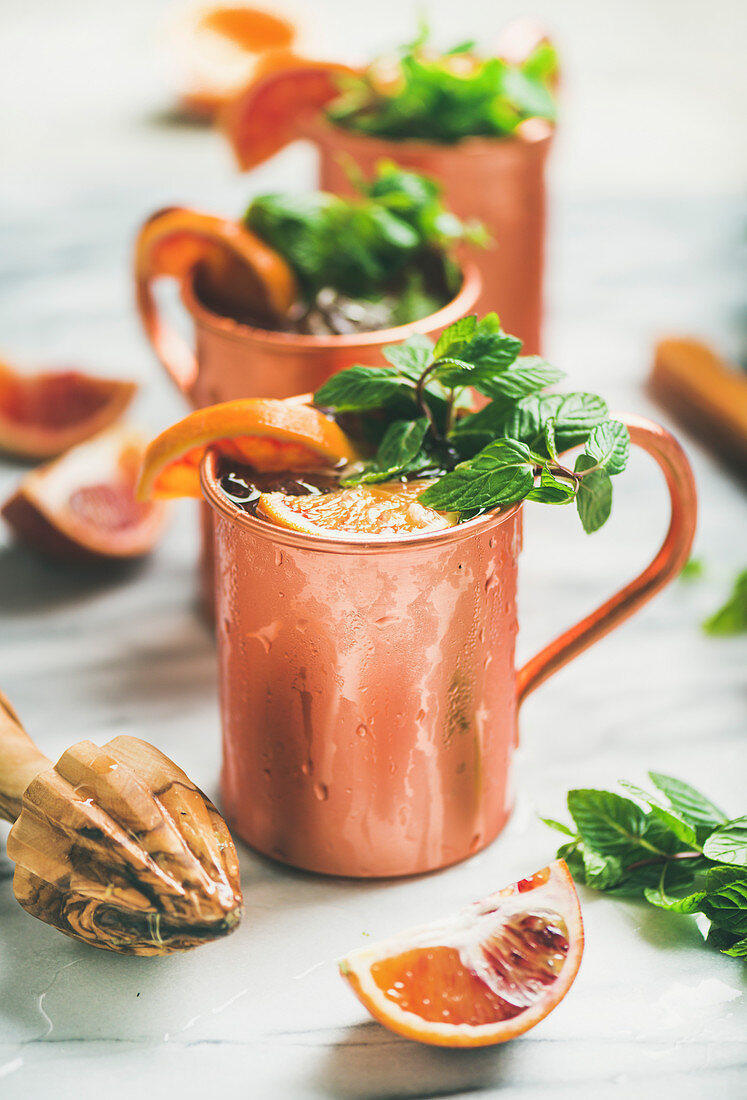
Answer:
526, 467, 575, 504
643, 888, 706, 913
566, 789, 650, 858
475, 357, 566, 401
539, 817, 577, 837
419, 439, 534, 511
554, 393, 609, 449
701, 879, 747, 934
582, 847, 624, 889
648, 772, 728, 831
575, 455, 612, 533
703, 818, 747, 866
544, 418, 559, 463
723, 936, 747, 957
382, 334, 434, 378
432, 315, 477, 359
355, 417, 431, 483
314, 366, 414, 411
647, 804, 699, 848
585, 420, 630, 475
703, 569, 747, 636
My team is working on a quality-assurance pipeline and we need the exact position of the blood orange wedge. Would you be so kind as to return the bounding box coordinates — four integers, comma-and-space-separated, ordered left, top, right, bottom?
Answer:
258, 479, 457, 538
135, 206, 298, 327
220, 51, 358, 170
2, 427, 166, 562
175, 6, 297, 119
138, 398, 359, 500
0, 360, 136, 460
340, 860, 583, 1048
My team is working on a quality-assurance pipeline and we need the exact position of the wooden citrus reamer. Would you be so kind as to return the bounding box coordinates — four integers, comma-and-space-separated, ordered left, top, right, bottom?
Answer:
0, 691, 243, 955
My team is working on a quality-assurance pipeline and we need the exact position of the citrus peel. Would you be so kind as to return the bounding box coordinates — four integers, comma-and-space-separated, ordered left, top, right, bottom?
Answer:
138, 398, 359, 501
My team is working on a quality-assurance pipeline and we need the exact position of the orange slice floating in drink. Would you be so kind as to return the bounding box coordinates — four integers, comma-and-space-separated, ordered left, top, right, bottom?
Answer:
135, 206, 298, 328
220, 51, 358, 170
138, 398, 359, 500
0, 360, 136, 460
258, 480, 457, 537
339, 860, 583, 1047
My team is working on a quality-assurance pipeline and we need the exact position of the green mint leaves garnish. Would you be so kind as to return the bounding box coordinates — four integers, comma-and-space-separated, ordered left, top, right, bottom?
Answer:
544, 775, 747, 956
327, 27, 558, 143
703, 569, 747, 635
243, 163, 483, 315
314, 313, 629, 533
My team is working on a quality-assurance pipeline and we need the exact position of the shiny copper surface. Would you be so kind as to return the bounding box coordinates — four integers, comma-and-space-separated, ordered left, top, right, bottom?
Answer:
301, 116, 553, 354
200, 415, 696, 877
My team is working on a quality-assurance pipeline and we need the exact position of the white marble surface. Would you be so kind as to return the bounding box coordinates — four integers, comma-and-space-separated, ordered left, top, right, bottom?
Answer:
1, 2, 746, 1097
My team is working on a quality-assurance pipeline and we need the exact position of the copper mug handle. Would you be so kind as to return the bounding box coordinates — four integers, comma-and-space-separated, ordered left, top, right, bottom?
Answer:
517, 413, 697, 703
136, 273, 198, 395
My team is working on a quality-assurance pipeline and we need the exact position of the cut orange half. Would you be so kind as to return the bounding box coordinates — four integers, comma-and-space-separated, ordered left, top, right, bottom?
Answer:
220, 51, 358, 170
138, 398, 359, 500
258, 480, 457, 538
2, 427, 166, 562
135, 206, 298, 325
0, 360, 136, 460
340, 860, 583, 1047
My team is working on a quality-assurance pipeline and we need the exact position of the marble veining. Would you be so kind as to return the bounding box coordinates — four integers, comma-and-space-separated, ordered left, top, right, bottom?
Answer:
1, 1, 746, 1097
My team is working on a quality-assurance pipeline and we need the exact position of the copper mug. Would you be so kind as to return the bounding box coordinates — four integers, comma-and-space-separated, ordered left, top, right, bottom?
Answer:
135, 237, 481, 612
299, 116, 552, 355
200, 415, 696, 878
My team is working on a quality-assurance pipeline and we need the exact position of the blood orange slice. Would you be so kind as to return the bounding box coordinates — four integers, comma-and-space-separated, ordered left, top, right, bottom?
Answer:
340, 860, 583, 1047
2, 428, 166, 562
138, 398, 359, 500
0, 360, 136, 460
220, 51, 358, 170
135, 206, 298, 326
258, 479, 457, 538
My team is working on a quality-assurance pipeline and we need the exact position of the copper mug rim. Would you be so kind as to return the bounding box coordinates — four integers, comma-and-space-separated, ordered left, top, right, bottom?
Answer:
200, 448, 520, 556
180, 259, 483, 354
298, 114, 555, 159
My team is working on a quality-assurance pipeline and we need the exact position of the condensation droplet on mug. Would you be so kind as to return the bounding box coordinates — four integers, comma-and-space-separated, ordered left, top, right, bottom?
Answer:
301, 760, 313, 777
416, 708, 426, 723
223, 617, 233, 635
356, 723, 369, 739
313, 782, 329, 802
470, 833, 482, 853
263, 768, 271, 782
485, 570, 499, 593
275, 549, 284, 567
375, 614, 400, 627
489, 537, 496, 549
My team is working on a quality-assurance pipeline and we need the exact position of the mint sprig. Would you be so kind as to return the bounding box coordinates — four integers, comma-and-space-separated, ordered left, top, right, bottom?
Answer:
313, 313, 629, 533
327, 26, 558, 143
544, 774, 747, 956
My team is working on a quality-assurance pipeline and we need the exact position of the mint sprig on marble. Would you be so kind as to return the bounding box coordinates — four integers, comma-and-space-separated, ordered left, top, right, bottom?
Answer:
314, 313, 629, 532
544, 774, 747, 957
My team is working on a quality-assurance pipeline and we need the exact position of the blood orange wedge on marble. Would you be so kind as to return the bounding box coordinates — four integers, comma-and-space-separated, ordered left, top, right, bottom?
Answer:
258, 479, 457, 538
2, 428, 166, 562
135, 206, 298, 327
339, 860, 583, 1047
221, 51, 357, 169
0, 360, 136, 460
176, 6, 297, 119
138, 398, 359, 500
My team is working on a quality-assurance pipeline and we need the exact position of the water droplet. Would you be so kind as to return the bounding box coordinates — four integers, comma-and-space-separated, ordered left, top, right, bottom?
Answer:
375, 614, 400, 627
301, 761, 313, 777
313, 783, 329, 802
275, 549, 284, 566
485, 571, 499, 593
469, 832, 482, 853
356, 723, 369, 739
416, 708, 426, 723
223, 617, 233, 635
263, 768, 271, 782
